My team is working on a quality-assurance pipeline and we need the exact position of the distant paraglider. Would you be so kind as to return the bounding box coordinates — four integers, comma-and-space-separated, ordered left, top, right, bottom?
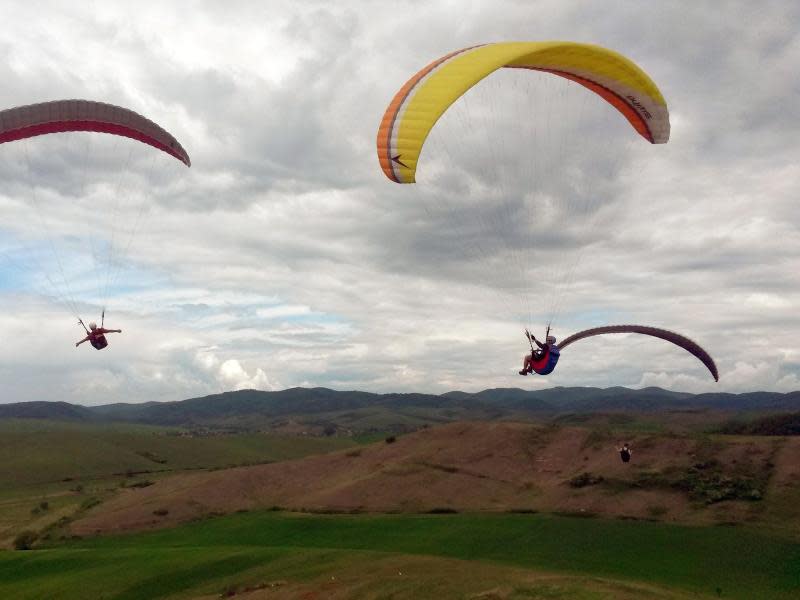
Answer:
618, 442, 633, 463
75, 312, 121, 351
0, 99, 190, 347
0, 100, 191, 166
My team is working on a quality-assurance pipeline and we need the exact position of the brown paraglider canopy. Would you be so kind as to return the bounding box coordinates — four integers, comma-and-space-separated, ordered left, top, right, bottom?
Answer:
557, 324, 718, 381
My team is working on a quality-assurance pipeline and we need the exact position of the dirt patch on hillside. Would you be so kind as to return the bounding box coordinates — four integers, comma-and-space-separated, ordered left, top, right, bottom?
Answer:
71, 422, 789, 536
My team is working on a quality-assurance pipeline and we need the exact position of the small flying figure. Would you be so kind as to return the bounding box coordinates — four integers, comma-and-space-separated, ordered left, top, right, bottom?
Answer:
76, 317, 121, 350
617, 442, 632, 463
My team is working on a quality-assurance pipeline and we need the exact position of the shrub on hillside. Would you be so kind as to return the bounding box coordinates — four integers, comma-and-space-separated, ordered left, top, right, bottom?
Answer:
39, 516, 73, 540
30, 501, 49, 515
569, 472, 605, 488
718, 413, 800, 436
13, 531, 39, 551
126, 480, 155, 489
80, 498, 101, 511
628, 461, 767, 505
675, 465, 764, 504
136, 450, 168, 464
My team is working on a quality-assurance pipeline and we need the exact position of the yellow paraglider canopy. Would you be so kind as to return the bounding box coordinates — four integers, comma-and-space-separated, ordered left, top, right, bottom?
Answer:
377, 41, 669, 184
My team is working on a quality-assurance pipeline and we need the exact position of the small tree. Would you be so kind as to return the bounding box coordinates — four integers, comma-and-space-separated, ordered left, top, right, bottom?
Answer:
14, 531, 39, 551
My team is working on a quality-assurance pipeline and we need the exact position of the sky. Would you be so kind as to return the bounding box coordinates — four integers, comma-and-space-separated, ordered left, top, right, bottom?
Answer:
0, 0, 798, 405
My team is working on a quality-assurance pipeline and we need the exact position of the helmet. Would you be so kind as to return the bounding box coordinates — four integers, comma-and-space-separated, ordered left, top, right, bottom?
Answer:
88, 322, 97, 330
546, 335, 556, 345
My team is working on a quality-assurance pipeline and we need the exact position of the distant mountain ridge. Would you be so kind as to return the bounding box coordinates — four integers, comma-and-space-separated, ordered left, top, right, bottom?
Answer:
0, 401, 97, 421
2, 386, 800, 430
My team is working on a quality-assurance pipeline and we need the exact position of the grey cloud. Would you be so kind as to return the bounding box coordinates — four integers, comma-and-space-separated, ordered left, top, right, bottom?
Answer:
1, 1, 798, 403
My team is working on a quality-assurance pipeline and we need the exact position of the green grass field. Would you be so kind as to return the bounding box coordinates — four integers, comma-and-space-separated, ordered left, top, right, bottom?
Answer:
0, 421, 355, 547
1, 511, 798, 599
0, 419, 355, 487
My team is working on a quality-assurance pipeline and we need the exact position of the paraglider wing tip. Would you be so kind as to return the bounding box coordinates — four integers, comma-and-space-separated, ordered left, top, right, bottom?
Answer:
557, 324, 719, 382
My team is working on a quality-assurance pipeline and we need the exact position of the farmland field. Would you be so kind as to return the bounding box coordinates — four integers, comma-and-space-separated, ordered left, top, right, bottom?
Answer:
1, 510, 798, 599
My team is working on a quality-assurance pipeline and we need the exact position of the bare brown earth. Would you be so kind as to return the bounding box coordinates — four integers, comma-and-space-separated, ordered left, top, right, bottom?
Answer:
71, 422, 800, 536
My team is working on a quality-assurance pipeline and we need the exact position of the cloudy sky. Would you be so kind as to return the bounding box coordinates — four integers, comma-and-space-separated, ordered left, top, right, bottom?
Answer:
0, 0, 798, 404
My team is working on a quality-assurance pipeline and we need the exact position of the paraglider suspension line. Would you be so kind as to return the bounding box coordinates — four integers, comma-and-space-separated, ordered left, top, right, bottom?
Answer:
77, 308, 106, 333
78, 318, 89, 334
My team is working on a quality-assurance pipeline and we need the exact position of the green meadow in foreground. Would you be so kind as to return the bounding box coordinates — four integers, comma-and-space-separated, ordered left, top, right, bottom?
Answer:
1, 511, 798, 599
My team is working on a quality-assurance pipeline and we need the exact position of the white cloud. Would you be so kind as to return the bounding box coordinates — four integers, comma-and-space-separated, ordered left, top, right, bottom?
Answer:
1, 1, 799, 404
256, 304, 312, 319
218, 359, 274, 391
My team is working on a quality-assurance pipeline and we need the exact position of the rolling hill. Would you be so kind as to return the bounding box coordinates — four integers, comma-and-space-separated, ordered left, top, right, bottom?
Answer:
2, 386, 800, 432
71, 420, 800, 538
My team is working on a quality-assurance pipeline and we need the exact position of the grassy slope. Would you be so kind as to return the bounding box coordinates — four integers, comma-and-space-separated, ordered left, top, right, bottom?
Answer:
1, 511, 798, 599
0, 420, 355, 487
0, 421, 354, 546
